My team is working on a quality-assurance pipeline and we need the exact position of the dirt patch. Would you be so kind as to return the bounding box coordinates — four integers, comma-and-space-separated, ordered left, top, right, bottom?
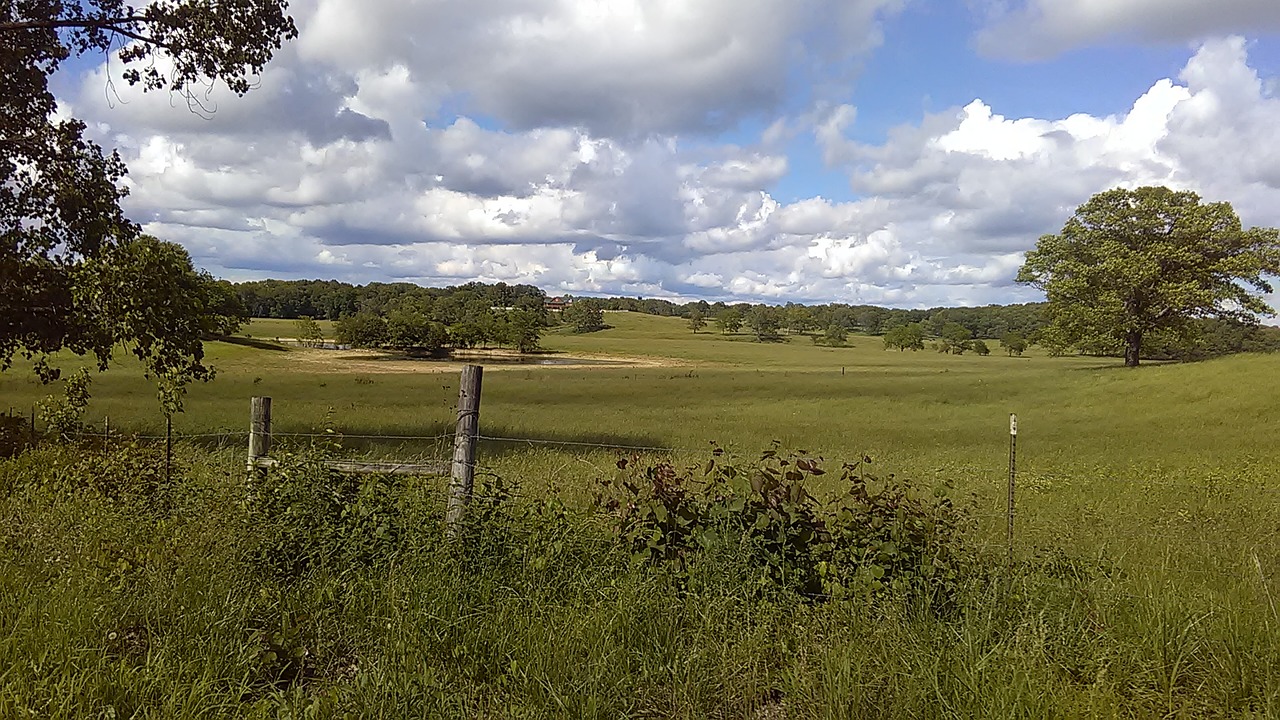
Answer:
284, 348, 683, 374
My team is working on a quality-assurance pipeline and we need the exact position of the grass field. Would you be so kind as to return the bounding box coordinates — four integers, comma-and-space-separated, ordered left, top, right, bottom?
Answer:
3, 312, 1279, 716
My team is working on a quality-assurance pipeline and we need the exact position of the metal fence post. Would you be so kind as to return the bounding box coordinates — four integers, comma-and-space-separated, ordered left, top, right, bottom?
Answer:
1007, 413, 1018, 564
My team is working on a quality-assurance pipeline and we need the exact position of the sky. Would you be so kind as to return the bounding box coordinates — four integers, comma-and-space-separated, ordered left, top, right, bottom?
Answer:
56, 0, 1280, 309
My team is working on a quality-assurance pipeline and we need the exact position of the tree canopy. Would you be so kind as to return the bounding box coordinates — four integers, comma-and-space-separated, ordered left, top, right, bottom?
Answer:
1018, 186, 1280, 366
883, 324, 925, 352
564, 299, 607, 333
686, 309, 706, 334
2, 0, 297, 388
714, 309, 743, 334
2, 234, 248, 407
746, 306, 782, 342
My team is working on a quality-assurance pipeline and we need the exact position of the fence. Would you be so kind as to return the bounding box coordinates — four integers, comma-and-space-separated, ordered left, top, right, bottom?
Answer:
11, 369, 1279, 584
246, 364, 483, 537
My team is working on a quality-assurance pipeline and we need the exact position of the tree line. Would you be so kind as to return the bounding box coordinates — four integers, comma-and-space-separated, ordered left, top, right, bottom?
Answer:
240, 281, 551, 354
236, 279, 547, 322
232, 278, 1280, 362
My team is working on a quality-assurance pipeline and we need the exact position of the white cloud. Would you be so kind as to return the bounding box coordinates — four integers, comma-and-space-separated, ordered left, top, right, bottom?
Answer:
976, 0, 1280, 58
295, 0, 902, 136
59, 26, 1280, 310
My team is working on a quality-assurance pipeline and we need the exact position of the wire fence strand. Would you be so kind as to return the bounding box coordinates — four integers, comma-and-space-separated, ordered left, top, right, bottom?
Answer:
273, 431, 457, 442
476, 434, 676, 453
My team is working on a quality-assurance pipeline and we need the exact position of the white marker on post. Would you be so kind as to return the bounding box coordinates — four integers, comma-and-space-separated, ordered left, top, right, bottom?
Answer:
1009, 414, 1018, 436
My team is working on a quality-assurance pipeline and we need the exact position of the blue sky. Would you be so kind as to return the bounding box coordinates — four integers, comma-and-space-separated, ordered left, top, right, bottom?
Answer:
60, 0, 1280, 309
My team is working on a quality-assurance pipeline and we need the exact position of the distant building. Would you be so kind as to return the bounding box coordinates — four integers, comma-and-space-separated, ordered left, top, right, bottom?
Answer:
544, 296, 573, 312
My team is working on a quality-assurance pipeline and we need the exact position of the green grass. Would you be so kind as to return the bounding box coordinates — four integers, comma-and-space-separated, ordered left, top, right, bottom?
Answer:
236, 316, 337, 341
3, 311, 1280, 716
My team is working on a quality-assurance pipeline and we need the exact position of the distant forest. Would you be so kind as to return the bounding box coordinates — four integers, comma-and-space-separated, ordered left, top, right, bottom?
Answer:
231, 279, 1280, 361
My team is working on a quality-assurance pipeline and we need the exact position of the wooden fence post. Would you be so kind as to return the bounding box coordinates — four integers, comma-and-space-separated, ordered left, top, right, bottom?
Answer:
248, 396, 272, 470
446, 365, 483, 537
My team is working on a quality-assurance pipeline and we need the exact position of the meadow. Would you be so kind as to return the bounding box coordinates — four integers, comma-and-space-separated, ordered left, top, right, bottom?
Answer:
2, 312, 1279, 717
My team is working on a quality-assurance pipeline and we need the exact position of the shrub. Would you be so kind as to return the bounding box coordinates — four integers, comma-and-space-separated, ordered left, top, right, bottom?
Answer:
595, 445, 973, 604
38, 367, 92, 440
244, 448, 416, 579
0, 414, 32, 458
11, 441, 182, 515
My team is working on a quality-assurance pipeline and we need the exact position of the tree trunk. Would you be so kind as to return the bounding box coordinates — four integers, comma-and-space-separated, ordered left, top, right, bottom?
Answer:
1124, 331, 1142, 367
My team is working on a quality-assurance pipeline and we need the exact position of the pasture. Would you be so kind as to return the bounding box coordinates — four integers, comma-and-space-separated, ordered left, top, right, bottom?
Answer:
2, 311, 1279, 716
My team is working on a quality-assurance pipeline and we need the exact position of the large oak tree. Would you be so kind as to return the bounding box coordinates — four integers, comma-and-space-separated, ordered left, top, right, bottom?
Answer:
1017, 186, 1280, 366
1, 0, 296, 389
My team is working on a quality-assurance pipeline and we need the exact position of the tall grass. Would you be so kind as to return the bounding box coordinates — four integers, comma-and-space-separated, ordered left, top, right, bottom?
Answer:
2, 442, 1278, 717
2, 312, 1279, 715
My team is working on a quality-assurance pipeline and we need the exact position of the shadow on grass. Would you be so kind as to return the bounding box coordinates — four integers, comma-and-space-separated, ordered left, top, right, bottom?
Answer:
1064, 357, 1179, 371
215, 336, 291, 352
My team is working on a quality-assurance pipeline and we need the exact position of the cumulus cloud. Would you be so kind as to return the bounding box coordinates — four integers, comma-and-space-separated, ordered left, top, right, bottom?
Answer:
297, 0, 902, 137
60, 21, 1280, 309
976, 0, 1280, 58
819, 38, 1280, 258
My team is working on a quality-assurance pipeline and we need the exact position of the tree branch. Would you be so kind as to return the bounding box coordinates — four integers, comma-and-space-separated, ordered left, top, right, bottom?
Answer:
0, 16, 171, 49
0, 16, 148, 32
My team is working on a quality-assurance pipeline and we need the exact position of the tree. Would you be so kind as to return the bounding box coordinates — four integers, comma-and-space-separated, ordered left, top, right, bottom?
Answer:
294, 316, 325, 348
783, 304, 812, 335
883, 323, 925, 351
746, 306, 782, 342
938, 322, 972, 355
715, 309, 742, 334
815, 324, 847, 347
971, 339, 991, 356
1000, 331, 1028, 357
1, 232, 234, 394
448, 321, 485, 348
2, 0, 297, 388
857, 308, 887, 334
99, 236, 248, 409
1018, 187, 1280, 366
386, 310, 446, 353
502, 310, 543, 353
335, 313, 388, 349
564, 299, 606, 333
687, 309, 707, 334
199, 279, 251, 339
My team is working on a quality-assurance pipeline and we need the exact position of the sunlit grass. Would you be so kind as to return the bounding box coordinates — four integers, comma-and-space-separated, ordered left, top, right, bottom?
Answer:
2, 311, 1279, 715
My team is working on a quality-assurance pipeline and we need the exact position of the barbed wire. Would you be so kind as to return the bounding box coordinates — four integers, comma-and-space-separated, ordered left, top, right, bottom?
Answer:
70, 430, 242, 441
49, 429, 1280, 496
476, 434, 676, 453
273, 431, 456, 442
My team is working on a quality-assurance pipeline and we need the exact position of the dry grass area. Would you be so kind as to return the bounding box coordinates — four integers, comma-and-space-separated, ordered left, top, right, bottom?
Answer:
284, 347, 682, 374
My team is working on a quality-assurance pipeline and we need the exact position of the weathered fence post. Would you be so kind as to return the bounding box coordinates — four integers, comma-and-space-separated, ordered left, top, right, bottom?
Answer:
1007, 413, 1018, 564
165, 415, 173, 485
248, 396, 272, 471
446, 365, 483, 538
